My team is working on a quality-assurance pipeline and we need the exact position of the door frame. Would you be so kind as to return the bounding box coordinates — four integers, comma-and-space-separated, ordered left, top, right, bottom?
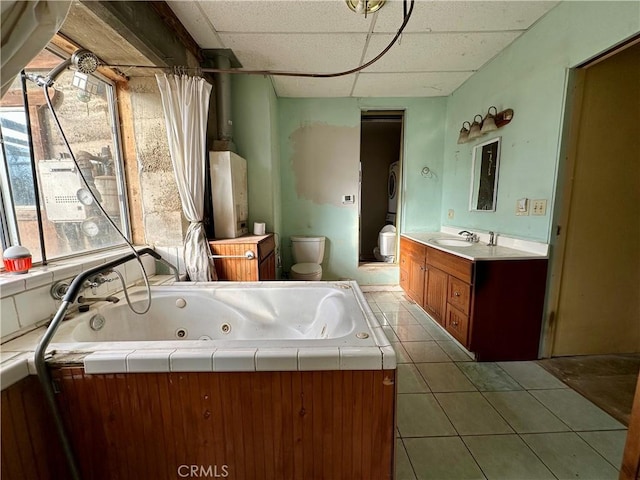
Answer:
542, 35, 640, 358
357, 109, 405, 265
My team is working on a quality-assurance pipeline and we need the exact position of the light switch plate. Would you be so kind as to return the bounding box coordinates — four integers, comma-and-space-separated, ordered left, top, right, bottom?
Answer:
516, 198, 529, 216
342, 194, 355, 204
448, 209, 455, 219
532, 199, 547, 216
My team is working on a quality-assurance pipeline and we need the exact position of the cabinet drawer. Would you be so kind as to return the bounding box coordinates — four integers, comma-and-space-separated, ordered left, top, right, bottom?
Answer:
426, 247, 472, 283
400, 236, 425, 260
445, 304, 469, 347
448, 276, 471, 314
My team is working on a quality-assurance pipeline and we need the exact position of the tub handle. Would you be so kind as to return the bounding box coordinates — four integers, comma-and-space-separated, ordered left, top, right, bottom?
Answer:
209, 250, 255, 260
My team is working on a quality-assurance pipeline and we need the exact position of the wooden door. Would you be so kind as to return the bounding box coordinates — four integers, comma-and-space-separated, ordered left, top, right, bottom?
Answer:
259, 251, 276, 280
549, 42, 640, 355
424, 266, 447, 324
620, 373, 640, 480
407, 255, 425, 305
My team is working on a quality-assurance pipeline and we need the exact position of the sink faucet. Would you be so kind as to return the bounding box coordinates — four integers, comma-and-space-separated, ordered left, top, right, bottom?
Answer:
458, 230, 479, 243
488, 231, 497, 246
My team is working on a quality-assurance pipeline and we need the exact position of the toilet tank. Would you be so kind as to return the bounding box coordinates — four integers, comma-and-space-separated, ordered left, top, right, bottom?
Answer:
291, 236, 325, 264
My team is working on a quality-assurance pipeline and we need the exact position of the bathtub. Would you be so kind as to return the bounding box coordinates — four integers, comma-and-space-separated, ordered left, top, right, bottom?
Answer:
14, 281, 397, 479
42, 280, 396, 373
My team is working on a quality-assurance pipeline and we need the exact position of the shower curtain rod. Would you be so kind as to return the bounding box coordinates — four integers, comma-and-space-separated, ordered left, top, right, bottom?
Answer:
106, 0, 414, 79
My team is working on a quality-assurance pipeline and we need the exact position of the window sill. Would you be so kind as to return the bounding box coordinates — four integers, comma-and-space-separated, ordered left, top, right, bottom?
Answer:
0, 246, 146, 299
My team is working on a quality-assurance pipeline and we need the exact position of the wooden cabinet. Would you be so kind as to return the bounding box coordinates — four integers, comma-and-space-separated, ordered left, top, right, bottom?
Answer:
424, 266, 447, 325
400, 236, 426, 304
209, 234, 276, 281
399, 236, 548, 361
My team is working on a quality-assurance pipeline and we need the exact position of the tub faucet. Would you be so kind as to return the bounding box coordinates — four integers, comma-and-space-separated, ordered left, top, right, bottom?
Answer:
458, 230, 479, 243
77, 295, 120, 305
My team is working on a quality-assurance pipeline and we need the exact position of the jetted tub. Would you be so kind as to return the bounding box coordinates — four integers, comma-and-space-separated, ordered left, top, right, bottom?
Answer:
14, 281, 397, 479
41, 280, 396, 373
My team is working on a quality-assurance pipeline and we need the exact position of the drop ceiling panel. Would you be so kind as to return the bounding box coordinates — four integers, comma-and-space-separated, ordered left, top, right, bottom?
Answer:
363, 31, 521, 72
353, 71, 474, 97
219, 33, 367, 72
168, 1, 224, 49
194, 0, 376, 33
273, 76, 356, 97
165, 0, 560, 97
374, 1, 559, 33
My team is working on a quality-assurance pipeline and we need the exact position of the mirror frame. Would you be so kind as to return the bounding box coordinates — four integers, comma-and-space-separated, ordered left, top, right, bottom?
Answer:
469, 136, 501, 212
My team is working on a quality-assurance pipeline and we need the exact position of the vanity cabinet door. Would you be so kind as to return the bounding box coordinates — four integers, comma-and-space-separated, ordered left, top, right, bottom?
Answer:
446, 303, 469, 346
407, 254, 426, 305
424, 266, 447, 325
399, 251, 409, 292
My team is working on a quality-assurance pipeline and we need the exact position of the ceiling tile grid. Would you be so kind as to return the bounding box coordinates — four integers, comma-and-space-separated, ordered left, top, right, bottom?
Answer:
167, 0, 560, 97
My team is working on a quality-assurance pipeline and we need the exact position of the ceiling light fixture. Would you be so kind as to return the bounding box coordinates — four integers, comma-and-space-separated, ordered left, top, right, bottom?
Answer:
346, 0, 386, 16
109, 0, 412, 80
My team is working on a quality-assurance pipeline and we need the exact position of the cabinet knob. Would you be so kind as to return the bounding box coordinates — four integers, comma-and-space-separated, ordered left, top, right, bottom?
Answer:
454, 292, 460, 297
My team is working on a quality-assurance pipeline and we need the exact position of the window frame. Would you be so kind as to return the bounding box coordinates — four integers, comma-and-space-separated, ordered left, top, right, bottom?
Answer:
0, 43, 132, 266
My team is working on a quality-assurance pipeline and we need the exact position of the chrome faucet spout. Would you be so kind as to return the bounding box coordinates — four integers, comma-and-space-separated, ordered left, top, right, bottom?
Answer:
77, 295, 120, 305
458, 230, 479, 243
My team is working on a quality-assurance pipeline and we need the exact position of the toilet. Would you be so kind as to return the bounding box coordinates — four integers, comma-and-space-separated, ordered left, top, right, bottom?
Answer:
290, 235, 325, 281
374, 225, 396, 263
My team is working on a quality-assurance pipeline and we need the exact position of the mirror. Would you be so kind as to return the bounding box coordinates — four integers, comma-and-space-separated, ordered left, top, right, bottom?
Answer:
469, 136, 501, 211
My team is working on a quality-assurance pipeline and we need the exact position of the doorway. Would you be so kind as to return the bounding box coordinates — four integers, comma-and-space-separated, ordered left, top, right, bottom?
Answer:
358, 111, 403, 263
546, 38, 640, 357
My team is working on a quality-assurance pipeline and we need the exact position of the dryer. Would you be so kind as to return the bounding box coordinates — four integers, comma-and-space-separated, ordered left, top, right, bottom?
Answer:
388, 161, 399, 213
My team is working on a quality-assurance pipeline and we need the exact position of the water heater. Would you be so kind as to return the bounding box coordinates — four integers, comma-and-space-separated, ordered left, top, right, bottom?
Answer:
209, 151, 248, 238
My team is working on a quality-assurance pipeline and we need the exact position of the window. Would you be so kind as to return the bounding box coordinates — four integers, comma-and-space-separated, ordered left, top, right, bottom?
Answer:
0, 45, 129, 265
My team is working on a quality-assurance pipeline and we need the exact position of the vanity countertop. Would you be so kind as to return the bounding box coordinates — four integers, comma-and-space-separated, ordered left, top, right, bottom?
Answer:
402, 231, 548, 261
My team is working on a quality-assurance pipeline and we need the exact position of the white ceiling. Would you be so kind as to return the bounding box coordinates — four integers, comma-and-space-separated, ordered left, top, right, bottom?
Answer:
167, 0, 559, 98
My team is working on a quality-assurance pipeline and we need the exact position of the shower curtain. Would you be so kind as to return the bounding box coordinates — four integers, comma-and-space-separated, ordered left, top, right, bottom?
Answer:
156, 73, 217, 281
1, 0, 71, 98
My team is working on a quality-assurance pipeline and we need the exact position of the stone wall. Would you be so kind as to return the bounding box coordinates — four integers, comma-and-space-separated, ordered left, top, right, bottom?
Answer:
127, 77, 185, 247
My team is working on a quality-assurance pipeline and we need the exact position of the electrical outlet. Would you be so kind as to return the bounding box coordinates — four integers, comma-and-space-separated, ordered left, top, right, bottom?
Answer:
532, 199, 547, 216
448, 209, 455, 219
516, 198, 529, 216
342, 194, 355, 204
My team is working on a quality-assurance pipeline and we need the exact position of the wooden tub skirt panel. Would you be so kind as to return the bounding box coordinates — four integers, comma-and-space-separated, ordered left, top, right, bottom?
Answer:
49, 368, 396, 480
1, 375, 71, 480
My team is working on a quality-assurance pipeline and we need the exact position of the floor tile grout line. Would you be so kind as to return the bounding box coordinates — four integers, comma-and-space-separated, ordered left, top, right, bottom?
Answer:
398, 437, 419, 479
518, 431, 622, 476
575, 430, 629, 471
378, 292, 628, 478
512, 432, 562, 480
479, 389, 574, 434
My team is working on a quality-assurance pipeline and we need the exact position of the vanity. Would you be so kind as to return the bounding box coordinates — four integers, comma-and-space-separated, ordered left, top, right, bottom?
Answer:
400, 232, 548, 361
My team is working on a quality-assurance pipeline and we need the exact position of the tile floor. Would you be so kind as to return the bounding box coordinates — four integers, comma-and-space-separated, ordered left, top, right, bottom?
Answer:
363, 290, 629, 480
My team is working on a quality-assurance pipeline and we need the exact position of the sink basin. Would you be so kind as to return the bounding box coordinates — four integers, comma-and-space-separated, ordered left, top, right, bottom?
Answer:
428, 238, 473, 248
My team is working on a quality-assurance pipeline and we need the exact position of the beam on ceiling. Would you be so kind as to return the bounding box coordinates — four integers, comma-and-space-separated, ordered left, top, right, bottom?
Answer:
80, 1, 202, 67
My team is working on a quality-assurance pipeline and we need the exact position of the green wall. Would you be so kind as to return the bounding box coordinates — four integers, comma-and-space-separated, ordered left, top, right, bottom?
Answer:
230, 1, 639, 284
277, 97, 446, 284
441, 1, 640, 243
232, 75, 280, 234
